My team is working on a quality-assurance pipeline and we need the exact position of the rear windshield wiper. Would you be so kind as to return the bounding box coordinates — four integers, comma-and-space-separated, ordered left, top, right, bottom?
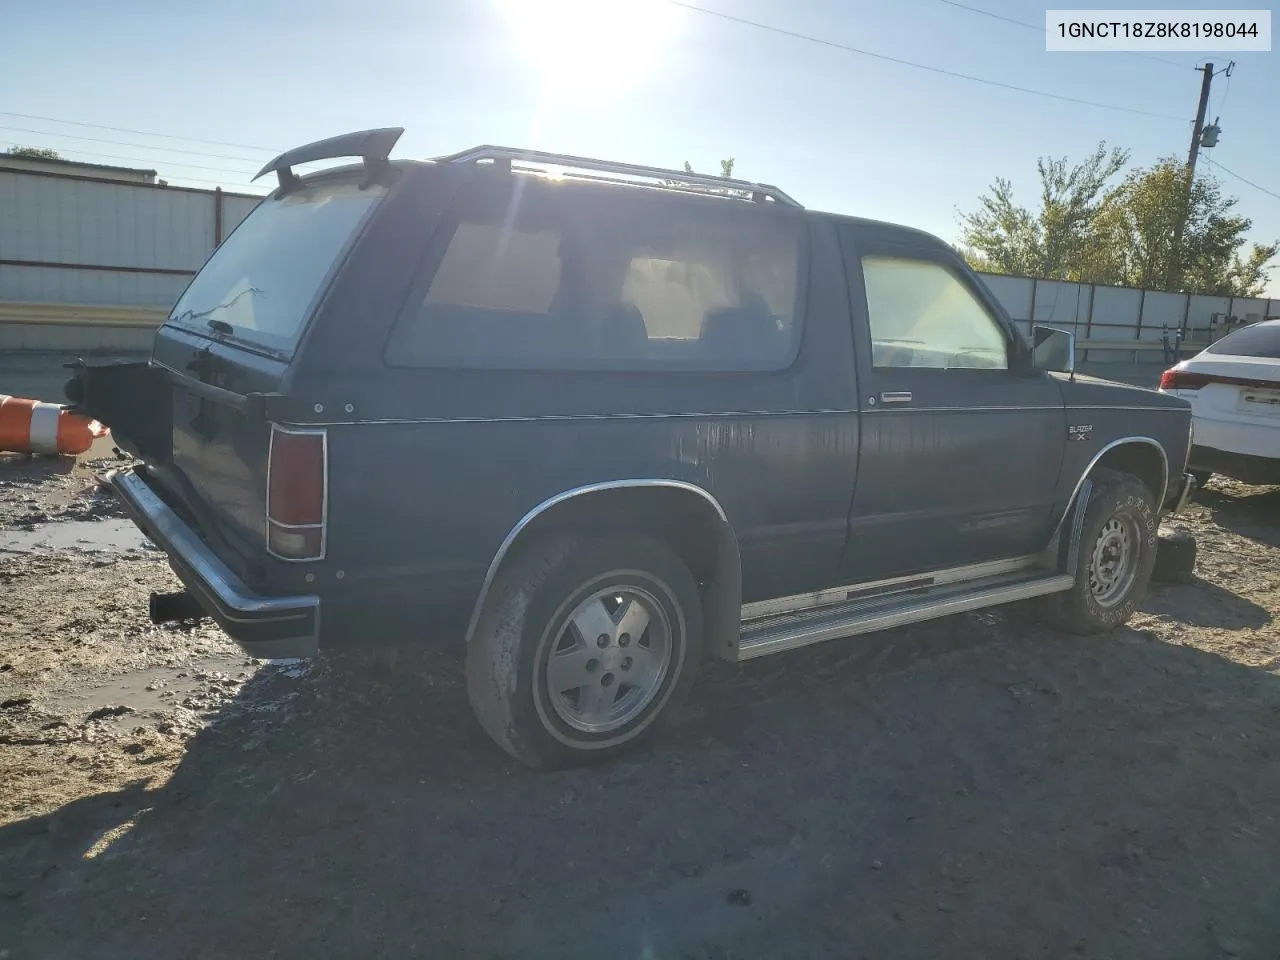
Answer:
169, 287, 263, 332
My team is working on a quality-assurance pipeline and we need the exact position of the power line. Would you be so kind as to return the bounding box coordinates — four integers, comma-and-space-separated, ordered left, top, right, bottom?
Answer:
1212, 161, 1280, 202
0, 124, 266, 165
1215, 63, 1234, 118
0, 140, 258, 177
0, 141, 269, 191
937, 0, 1035, 32
0, 111, 280, 155
935, 0, 1188, 69
668, 0, 1189, 121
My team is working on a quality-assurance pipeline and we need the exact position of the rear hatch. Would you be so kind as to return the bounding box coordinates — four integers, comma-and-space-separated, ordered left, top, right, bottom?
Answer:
148, 174, 387, 568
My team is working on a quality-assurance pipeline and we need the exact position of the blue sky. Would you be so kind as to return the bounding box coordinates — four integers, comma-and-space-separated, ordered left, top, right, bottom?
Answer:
3, 0, 1278, 294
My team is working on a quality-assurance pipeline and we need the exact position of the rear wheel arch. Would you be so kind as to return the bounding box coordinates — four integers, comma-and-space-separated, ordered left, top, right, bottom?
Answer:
464, 481, 742, 657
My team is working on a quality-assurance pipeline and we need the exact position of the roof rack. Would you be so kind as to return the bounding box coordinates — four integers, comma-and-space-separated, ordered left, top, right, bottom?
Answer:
434, 145, 802, 209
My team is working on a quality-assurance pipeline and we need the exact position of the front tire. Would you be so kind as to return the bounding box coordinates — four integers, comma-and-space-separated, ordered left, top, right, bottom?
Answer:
466, 533, 704, 769
1056, 469, 1158, 634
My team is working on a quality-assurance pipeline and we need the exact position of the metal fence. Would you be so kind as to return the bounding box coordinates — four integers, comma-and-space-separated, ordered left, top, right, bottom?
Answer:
977, 273, 1279, 363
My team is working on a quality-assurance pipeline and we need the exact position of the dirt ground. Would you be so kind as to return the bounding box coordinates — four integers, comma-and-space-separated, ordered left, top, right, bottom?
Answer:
1, 447, 1279, 960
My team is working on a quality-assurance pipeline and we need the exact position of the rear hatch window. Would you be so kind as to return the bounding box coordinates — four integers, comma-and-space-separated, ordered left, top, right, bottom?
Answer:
165, 178, 385, 358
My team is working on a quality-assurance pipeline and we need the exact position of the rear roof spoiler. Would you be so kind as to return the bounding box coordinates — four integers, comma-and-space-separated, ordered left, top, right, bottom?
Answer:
252, 127, 404, 192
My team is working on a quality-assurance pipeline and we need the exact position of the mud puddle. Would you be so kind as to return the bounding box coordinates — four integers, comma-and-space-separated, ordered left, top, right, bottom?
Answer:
40, 655, 261, 731
0, 519, 152, 555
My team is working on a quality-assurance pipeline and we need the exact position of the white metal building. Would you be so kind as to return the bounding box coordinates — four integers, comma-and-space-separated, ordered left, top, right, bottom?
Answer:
0, 163, 261, 351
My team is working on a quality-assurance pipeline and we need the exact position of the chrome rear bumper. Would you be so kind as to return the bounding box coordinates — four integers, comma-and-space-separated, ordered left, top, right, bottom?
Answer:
108, 468, 319, 658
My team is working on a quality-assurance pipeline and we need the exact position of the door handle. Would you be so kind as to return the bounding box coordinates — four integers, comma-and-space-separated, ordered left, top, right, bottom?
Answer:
879, 391, 913, 404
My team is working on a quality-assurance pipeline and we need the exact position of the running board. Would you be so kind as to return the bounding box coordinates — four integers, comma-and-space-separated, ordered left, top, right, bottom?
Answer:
734, 571, 1074, 661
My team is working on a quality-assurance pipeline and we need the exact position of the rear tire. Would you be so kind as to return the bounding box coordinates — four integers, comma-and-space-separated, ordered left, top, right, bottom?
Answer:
1055, 469, 1158, 634
466, 532, 703, 769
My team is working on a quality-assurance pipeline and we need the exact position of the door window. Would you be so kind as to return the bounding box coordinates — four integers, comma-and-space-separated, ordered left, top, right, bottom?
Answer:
861, 256, 1008, 370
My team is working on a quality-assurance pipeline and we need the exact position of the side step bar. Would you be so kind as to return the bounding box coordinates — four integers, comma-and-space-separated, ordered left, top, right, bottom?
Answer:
735, 570, 1074, 661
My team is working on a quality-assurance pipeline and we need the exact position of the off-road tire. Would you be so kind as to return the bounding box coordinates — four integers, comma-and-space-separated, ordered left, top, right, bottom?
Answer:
1055, 469, 1158, 634
465, 533, 703, 769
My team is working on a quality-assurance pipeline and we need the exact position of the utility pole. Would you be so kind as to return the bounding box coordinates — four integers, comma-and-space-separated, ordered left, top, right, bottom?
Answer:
1186, 62, 1215, 177
1166, 62, 1217, 291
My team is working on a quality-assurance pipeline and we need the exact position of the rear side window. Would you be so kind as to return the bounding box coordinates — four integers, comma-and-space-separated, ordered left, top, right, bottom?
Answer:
166, 179, 385, 357
423, 222, 562, 314
386, 182, 805, 371
1203, 322, 1280, 359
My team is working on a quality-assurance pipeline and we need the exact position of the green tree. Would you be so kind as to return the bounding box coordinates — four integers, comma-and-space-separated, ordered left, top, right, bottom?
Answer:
957, 141, 1129, 279
682, 158, 736, 178
5, 145, 61, 160
670, 158, 743, 198
960, 145, 1277, 296
1086, 157, 1277, 296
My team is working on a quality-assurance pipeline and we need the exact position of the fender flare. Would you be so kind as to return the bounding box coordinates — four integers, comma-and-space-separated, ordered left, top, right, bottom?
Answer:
462, 480, 742, 654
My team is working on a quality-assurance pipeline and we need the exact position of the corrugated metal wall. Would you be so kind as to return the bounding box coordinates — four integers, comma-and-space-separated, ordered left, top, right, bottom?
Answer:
0, 169, 260, 309
0, 169, 261, 350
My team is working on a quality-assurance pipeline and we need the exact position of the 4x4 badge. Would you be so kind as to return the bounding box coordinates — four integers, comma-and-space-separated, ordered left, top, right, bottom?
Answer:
1068, 424, 1093, 441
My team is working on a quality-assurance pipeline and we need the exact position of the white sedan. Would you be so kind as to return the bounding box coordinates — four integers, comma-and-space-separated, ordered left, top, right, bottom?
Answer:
1158, 319, 1280, 488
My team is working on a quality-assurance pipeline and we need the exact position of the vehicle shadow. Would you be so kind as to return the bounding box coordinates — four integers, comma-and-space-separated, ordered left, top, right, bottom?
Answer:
5, 611, 1280, 960
1144, 576, 1273, 630
1195, 481, 1280, 548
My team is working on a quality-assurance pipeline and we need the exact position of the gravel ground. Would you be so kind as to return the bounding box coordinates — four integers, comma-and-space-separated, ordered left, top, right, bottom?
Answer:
1, 448, 1278, 959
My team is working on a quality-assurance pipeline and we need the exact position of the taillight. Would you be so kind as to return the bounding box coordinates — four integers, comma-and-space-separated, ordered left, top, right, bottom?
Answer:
1159, 368, 1277, 391
266, 425, 327, 561
1159, 368, 1213, 390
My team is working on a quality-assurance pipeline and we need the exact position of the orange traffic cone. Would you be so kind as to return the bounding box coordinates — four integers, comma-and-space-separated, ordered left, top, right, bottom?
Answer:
0, 395, 109, 456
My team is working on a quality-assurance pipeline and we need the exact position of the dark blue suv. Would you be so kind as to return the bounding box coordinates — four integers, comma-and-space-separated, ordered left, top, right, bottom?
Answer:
69, 128, 1195, 768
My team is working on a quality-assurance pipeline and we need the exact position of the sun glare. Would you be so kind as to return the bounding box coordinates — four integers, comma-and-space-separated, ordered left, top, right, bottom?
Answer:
497, 0, 680, 98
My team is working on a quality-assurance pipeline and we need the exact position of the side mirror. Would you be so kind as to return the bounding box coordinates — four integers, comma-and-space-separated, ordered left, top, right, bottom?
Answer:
1032, 325, 1075, 374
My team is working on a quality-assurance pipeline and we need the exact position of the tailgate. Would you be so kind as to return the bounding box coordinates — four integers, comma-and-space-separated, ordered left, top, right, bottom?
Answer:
159, 338, 279, 555
149, 173, 388, 560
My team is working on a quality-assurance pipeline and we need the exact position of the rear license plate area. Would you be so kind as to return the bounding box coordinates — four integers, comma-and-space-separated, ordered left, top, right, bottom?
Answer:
1237, 387, 1280, 414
